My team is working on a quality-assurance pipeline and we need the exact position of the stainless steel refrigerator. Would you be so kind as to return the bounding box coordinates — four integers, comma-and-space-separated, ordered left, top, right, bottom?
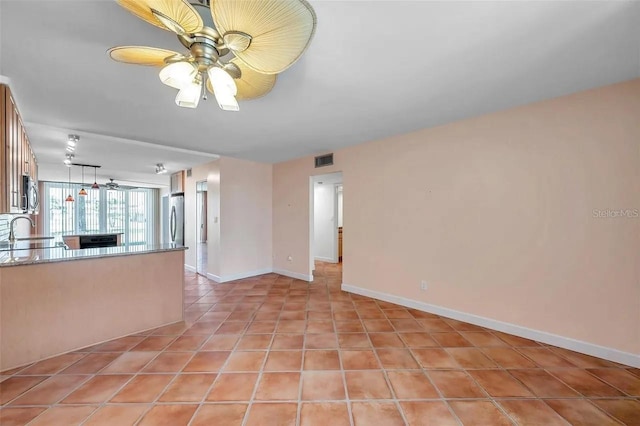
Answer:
169, 194, 185, 246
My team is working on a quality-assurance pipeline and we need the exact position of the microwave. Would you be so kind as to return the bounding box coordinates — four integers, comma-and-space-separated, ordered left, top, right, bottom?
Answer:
21, 175, 40, 214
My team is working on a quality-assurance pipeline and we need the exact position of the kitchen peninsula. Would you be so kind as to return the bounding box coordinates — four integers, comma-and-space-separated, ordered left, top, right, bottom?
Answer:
0, 244, 187, 372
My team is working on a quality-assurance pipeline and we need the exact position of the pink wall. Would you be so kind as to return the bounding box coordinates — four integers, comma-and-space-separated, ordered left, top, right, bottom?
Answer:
219, 157, 273, 278
184, 157, 272, 280
273, 79, 640, 357
207, 161, 221, 278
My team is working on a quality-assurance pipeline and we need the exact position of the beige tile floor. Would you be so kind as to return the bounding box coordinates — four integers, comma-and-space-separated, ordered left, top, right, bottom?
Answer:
1, 262, 639, 425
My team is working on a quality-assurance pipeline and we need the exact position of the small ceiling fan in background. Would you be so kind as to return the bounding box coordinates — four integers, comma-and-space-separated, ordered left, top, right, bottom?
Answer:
105, 178, 121, 190
108, 0, 317, 111
105, 178, 146, 190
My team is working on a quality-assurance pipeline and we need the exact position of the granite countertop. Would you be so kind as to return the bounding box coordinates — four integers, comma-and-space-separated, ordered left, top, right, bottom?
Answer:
61, 232, 125, 237
0, 244, 187, 267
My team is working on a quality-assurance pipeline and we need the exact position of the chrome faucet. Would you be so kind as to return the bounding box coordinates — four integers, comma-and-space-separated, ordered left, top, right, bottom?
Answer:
9, 215, 36, 243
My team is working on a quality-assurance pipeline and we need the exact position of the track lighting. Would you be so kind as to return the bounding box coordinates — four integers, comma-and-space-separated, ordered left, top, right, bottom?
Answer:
64, 153, 74, 167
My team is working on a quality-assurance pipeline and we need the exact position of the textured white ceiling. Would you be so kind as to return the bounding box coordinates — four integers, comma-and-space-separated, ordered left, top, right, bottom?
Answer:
1, 0, 639, 174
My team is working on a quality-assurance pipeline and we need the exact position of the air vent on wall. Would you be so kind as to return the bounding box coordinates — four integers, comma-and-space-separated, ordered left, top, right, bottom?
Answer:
186, 169, 192, 177
315, 153, 333, 168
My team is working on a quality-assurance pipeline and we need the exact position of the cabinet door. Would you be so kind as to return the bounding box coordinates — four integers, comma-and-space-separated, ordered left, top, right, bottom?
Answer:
31, 150, 38, 181
23, 130, 28, 176
170, 172, 184, 193
0, 85, 6, 212
1, 85, 38, 212
7, 91, 20, 209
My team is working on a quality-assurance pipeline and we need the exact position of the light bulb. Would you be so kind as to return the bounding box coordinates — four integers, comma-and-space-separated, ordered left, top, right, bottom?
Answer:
160, 62, 197, 89
175, 81, 201, 108
208, 67, 237, 96
208, 67, 239, 111
214, 90, 239, 111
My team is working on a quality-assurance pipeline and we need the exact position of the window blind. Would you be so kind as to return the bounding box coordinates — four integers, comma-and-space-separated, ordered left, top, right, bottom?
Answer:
42, 181, 160, 246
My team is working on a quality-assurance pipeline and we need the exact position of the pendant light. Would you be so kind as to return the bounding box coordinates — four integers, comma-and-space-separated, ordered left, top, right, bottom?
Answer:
78, 166, 87, 196
65, 166, 75, 202
91, 166, 100, 189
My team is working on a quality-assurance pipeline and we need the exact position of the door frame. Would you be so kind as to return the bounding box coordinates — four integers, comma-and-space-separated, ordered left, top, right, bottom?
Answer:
309, 172, 343, 274
195, 180, 207, 276
333, 183, 342, 263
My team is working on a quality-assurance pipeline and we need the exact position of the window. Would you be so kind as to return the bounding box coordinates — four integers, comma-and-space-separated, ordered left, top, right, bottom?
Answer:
42, 182, 159, 246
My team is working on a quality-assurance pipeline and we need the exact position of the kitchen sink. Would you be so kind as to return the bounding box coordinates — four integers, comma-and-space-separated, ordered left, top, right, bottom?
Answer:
15, 235, 54, 241
0, 242, 68, 251
0, 236, 55, 250
0, 251, 41, 263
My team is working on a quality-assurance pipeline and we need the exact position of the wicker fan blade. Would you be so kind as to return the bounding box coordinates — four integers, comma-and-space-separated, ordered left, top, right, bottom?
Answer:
207, 60, 277, 101
117, 0, 203, 34
210, 0, 316, 74
108, 46, 182, 66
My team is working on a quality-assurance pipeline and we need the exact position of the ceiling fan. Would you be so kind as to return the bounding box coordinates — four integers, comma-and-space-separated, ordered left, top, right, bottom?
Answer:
105, 178, 121, 190
108, 0, 317, 111
105, 178, 146, 190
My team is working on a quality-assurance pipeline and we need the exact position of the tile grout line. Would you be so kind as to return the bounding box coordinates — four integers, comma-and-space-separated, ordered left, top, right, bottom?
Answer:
502, 344, 628, 425
357, 304, 411, 426
453, 328, 626, 425
296, 281, 313, 426
149, 290, 235, 426
238, 276, 284, 426
122, 345, 200, 426
328, 272, 355, 426
397, 318, 467, 425
10, 345, 148, 422
23, 345, 166, 426
438, 333, 531, 425
78, 343, 172, 426
384, 304, 512, 425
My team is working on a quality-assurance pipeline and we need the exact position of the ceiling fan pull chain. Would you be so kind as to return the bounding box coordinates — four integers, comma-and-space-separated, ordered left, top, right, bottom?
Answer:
201, 72, 208, 101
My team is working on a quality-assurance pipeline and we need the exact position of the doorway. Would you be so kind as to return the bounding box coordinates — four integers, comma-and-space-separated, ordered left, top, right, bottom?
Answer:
195, 180, 208, 276
311, 172, 343, 272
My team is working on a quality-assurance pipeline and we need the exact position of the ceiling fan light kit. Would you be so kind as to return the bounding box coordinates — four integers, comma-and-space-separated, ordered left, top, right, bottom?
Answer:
176, 80, 202, 108
159, 61, 197, 89
109, 0, 316, 111
208, 66, 238, 111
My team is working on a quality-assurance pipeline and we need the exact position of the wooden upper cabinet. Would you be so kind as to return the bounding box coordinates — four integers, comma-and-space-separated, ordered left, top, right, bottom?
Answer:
170, 171, 184, 194
1, 84, 38, 213
0, 85, 5, 213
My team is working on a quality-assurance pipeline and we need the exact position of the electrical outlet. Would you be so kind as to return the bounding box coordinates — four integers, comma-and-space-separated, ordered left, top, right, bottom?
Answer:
287, 255, 293, 261
420, 280, 428, 291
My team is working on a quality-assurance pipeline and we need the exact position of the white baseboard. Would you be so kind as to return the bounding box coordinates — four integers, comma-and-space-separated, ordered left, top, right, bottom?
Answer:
206, 273, 222, 282
193, 265, 313, 283
342, 283, 640, 368
207, 268, 273, 283
273, 268, 314, 282
314, 256, 337, 263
